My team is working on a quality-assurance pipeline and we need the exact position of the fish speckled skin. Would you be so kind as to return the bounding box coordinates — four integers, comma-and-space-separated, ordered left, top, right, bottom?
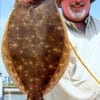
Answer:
2, 0, 70, 100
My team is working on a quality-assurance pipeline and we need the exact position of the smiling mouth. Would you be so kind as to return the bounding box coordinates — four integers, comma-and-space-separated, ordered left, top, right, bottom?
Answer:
71, 4, 84, 8
70, 4, 85, 12
70, 2, 85, 8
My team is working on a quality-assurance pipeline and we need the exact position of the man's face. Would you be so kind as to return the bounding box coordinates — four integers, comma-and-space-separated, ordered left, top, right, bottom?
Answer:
61, 0, 90, 22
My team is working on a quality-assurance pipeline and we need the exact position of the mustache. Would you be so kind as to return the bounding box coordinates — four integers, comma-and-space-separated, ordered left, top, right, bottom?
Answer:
70, 2, 85, 7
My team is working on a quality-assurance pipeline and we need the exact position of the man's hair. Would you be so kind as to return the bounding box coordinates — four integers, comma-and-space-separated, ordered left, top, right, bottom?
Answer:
90, 0, 95, 3
56, 0, 95, 7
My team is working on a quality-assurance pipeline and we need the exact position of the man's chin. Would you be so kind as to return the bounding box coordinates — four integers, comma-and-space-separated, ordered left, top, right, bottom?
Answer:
69, 9, 86, 21
70, 14, 86, 22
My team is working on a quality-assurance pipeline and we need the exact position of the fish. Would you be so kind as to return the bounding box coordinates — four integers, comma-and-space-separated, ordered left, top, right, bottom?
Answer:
1, 0, 70, 100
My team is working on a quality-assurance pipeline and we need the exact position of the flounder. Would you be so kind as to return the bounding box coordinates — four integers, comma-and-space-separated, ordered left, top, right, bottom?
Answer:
1, 0, 70, 100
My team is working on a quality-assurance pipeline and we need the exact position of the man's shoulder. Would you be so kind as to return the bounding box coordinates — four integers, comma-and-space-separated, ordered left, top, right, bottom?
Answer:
91, 16, 100, 24
90, 16, 100, 33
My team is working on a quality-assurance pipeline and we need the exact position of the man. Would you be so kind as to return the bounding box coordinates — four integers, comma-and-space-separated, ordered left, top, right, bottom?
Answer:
19, 0, 100, 99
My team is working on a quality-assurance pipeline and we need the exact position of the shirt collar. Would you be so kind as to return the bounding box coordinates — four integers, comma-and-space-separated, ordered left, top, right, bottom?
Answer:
64, 15, 91, 31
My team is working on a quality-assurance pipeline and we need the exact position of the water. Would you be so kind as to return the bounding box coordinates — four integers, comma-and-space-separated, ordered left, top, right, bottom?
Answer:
4, 94, 27, 100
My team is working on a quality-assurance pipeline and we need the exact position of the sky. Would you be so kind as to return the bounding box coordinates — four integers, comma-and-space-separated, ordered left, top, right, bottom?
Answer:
0, 0, 100, 78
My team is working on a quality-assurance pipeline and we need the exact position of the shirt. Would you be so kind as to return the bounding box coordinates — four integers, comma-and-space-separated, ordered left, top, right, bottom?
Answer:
44, 8, 100, 100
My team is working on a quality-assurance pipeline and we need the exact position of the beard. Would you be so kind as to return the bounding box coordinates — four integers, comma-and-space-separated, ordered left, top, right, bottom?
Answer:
68, 6, 87, 21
